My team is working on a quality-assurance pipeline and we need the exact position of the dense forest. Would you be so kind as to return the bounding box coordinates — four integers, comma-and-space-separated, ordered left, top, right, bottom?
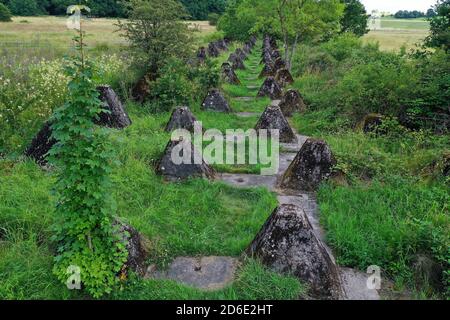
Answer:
0, 0, 228, 19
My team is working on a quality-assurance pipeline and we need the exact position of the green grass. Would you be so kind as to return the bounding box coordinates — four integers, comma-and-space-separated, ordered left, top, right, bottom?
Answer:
319, 178, 449, 294
112, 258, 306, 300
380, 17, 430, 30
0, 135, 303, 299
0, 16, 218, 62
363, 30, 429, 52
290, 109, 449, 296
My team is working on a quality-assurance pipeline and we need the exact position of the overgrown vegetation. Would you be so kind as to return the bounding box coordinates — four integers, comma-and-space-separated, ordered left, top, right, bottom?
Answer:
49, 15, 127, 298
0, 2, 11, 21
116, 0, 193, 78
0, 0, 448, 300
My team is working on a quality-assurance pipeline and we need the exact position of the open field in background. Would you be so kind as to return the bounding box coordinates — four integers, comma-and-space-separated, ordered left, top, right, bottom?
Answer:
363, 29, 429, 51
0, 16, 215, 59
364, 17, 430, 52
381, 17, 430, 30
0, 16, 432, 56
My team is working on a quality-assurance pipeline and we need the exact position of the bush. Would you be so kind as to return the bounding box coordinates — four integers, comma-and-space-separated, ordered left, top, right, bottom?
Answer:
208, 12, 220, 26
147, 58, 195, 113
0, 3, 12, 21
334, 55, 418, 119
0, 54, 127, 155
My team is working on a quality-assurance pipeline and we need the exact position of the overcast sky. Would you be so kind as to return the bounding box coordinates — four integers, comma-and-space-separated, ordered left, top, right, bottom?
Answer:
361, 0, 436, 13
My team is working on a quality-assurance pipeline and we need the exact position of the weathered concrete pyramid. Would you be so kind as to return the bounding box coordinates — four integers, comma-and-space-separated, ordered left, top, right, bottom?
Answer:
114, 218, 151, 277
156, 138, 215, 181
275, 68, 294, 87
197, 47, 207, 63
246, 204, 343, 300
271, 50, 281, 61
254, 105, 296, 143
228, 53, 245, 70
26, 86, 131, 165
165, 106, 197, 133
96, 85, 132, 129
221, 62, 240, 85
208, 42, 220, 57
215, 39, 228, 51
279, 89, 306, 117
281, 138, 336, 191
257, 77, 283, 100
24, 121, 55, 166
273, 57, 286, 71
235, 48, 247, 61
243, 42, 252, 54
201, 89, 232, 113
258, 63, 275, 78
260, 51, 273, 65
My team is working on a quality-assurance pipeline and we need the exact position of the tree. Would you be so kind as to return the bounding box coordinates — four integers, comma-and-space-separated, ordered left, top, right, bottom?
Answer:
7, 0, 41, 16
219, 0, 344, 70
180, 0, 227, 20
427, 8, 437, 17
218, 0, 260, 41
0, 2, 12, 21
271, 0, 345, 69
394, 10, 425, 19
116, 0, 194, 78
340, 0, 368, 36
426, 0, 450, 52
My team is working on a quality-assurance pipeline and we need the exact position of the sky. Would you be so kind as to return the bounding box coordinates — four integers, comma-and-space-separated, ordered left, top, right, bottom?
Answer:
361, 0, 436, 14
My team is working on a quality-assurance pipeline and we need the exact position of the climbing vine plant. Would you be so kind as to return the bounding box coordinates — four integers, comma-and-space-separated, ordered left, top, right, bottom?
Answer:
49, 6, 128, 298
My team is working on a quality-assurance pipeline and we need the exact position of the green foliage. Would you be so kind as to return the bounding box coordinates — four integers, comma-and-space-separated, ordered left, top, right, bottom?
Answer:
208, 12, 220, 26
0, 2, 11, 21
0, 54, 126, 155
218, 0, 258, 41
405, 49, 450, 132
291, 34, 449, 131
193, 58, 220, 93
116, 0, 193, 77
49, 29, 127, 298
340, 0, 368, 36
394, 10, 426, 19
144, 57, 219, 113
2, 0, 126, 17
180, 0, 227, 20
219, 0, 345, 68
146, 58, 194, 113
426, 0, 450, 52
319, 178, 449, 295
7, 0, 41, 16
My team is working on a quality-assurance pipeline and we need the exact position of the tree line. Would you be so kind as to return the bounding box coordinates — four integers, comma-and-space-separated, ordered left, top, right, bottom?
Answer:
0, 0, 227, 19
394, 9, 436, 19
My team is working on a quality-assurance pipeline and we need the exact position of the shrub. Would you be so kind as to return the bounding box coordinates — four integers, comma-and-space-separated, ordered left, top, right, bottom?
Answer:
208, 12, 220, 26
0, 54, 127, 155
0, 3, 12, 21
147, 58, 194, 113
50, 29, 127, 298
